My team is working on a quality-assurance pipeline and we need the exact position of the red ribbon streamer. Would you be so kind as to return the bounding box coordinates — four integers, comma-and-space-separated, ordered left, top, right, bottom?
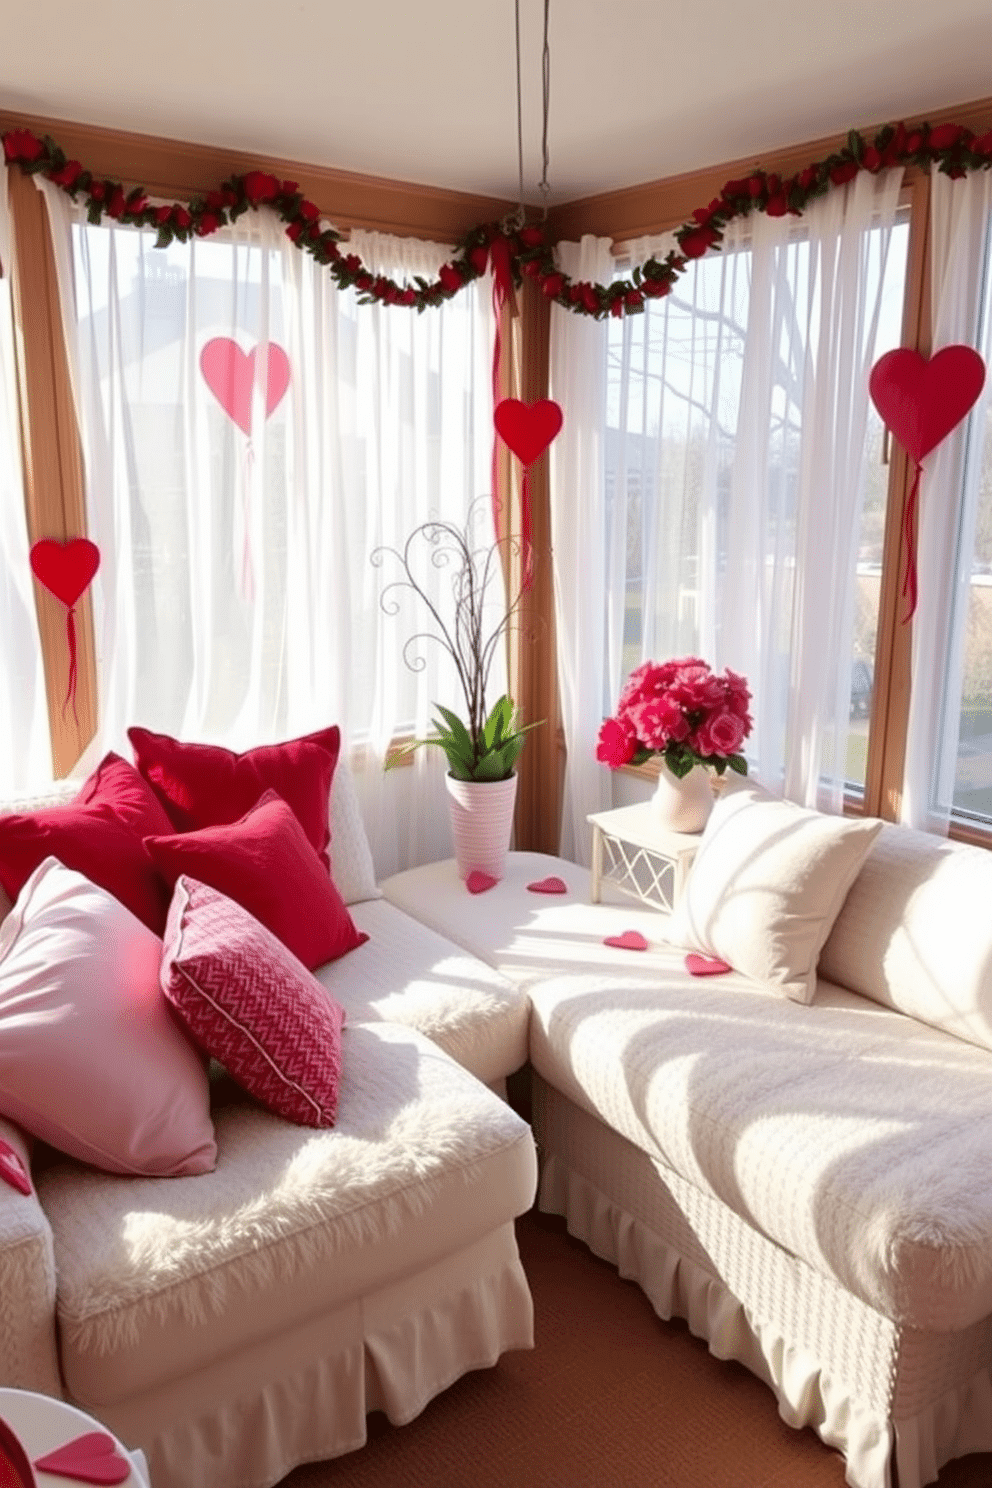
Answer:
901, 460, 923, 623
489, 237, 512, 548
63, 605, 79, 723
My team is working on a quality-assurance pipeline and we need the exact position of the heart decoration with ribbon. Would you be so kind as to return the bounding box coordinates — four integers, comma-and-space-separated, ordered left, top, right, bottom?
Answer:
29, 538, 100, 721
868, 345, 986, 621
493, 398, 564, 588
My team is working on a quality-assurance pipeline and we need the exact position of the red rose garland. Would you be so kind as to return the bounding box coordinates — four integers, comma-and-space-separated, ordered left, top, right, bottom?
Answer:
3, 120, 992, 318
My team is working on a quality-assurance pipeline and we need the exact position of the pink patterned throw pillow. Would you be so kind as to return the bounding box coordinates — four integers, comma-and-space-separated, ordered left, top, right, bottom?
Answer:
161, 877, 346, 1127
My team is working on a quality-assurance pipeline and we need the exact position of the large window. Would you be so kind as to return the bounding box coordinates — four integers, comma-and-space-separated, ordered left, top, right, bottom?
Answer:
603, 182, 909, 809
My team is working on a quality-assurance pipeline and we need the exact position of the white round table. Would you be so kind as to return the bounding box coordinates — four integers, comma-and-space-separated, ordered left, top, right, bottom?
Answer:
0, 1390, 149, 1487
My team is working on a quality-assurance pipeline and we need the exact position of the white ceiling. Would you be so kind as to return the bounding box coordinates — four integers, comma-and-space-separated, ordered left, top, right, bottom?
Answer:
3, 1, 992, 205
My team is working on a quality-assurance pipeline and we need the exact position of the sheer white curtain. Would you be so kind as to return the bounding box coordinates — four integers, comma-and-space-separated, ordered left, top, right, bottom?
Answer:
0, 163, 53, 793
549, 235, 615, 863
36, 181, 497, 875
552, 167, 904, 851
902, 167, 992, 833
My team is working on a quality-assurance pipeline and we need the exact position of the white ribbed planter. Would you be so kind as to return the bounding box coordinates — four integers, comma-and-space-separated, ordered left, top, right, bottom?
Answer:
650, 763, 714, 834
445, 774, 518, 881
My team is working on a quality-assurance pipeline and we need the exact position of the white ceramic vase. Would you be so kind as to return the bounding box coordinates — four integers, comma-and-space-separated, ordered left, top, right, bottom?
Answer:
650, 762, 714, 834
445, 773, 518, 881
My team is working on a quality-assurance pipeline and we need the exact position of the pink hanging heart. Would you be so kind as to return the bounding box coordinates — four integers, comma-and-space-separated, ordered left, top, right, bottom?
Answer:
604, 930, 649, 952
34, 1431, 130, 1484
493, 398, 563, 466
29, 539, 100, 609
466, 870, 498, 894
685, 952, 732, 977
200, 338, 291, 437
0, 1139, 31, 1196
868, 346, 985, 463
527, 875, 568, 894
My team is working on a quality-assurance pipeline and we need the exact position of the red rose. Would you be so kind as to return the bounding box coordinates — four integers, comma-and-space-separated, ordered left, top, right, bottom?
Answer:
625, 289, 644, 310
89, 181, 107, 202
693, 709, 746, 758
3, 130, 43, 163
281, 180, 298, 196
355, 273, 374, 291
692, 196, 723, 226
398, 287, 417, 306
581, 283, 599, 314
928, 124, 967, 151
679, 226, 719, 259
641, 276, 671, 298
906, 131, 923, 153
438, 263, 463, 293
610, 297, 624, 318
205, 190, 225, 210
196, 211, 221, 236
221, 186, 238, 207
107, 188, 126, 219
975, 131, 992, 157
830, 160, 860, 186
862, 146, 882, 173
299, 200, 320, 222
522, 259, 541, 277
519, 225, 544, 247
540, 272, 565, 298
797, 166, 818, 190
343, 254, 362, 274
630, 696, 689, 751
765, 193, 788, 217
242, 171, 279, 204
173, 206, 192, 230
721, 177, 750, 200
126, 193, 149, 216
49, 160, 83, 188
469, 245, 489, 275
748, 175, 765, 198
595, 717, 638, 770
155, 205, 172, 225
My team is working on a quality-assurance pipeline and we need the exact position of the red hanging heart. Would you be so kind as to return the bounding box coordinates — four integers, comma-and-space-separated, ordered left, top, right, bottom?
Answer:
29, 539, 100, 609
493, 398, 563, 467
868, 346, 985, 463
200, 339, 291, 437
604, 930, 649, 951
34, 1431, 130, 1484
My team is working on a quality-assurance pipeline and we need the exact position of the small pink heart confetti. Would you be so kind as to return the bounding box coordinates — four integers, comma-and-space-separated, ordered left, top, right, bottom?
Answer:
34, 1431, 131, 1484
685, 952, 732, 977
0, 1138, 31, 1195
526, 876, 567, 894
604, 930, 649, 952
465, 870, 498, 895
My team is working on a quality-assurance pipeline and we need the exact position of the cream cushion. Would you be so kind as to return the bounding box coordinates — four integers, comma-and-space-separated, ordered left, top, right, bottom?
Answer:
819, 821, 992, 1052
667, 782, 882, 1003
328, 760, 380, 906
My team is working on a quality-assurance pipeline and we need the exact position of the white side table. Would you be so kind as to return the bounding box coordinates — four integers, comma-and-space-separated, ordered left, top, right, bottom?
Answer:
0, 1388, 150, 1486
587, 803, 700, 913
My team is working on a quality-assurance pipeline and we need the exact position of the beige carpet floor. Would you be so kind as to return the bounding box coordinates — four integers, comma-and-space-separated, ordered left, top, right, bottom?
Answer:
279, 1207, 992, 1487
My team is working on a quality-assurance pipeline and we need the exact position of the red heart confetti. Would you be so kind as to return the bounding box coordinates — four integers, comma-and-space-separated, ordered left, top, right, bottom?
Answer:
34, 1431, 131, 1484
604, 930, 649, 952
0, 1138, 31, 1196
685, 953, 733, 977
526, 876, 568, 894
465, 870, 498, 895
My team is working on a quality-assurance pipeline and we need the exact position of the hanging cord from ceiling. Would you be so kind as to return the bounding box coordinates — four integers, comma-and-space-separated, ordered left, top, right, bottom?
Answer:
539, 0, 551, 213
508, 0, 552, 229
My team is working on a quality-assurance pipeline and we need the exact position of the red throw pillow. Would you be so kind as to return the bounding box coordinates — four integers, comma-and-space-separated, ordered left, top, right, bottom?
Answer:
0, 753, 174, 934
161, 876, 346, 1127
144, 790, 367, 970
128, 724, 341, 871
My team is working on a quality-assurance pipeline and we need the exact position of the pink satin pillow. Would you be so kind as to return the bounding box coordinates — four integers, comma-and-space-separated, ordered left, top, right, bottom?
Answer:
0, 858, 216, 1176
161, 877, 346, 1127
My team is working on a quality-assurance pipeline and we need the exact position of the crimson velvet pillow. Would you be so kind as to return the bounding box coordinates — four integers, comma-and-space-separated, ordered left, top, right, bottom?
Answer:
161, 876, 346, 1127
0, 752, 173, 934
144, 790, 367, 970
129, 724, 340, 871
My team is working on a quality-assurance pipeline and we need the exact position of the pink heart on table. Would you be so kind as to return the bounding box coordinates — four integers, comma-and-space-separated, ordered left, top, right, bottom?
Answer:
868, 346, 985, 463
527, 875, 568, 894
604, 930, 649, 952
493, 398, 563, 467
0, 1138, 31, 1196
34, 1431, 130, 1484
29, 539, 100, 609
465, 870, 499, 895
200, 338, 291, 437
685, 952, 732, 977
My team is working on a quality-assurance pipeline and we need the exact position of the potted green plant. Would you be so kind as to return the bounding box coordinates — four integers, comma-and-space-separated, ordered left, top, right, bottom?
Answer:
373, 500, 542, 880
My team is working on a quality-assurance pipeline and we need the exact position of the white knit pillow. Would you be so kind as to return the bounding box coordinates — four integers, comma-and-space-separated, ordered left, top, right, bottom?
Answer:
328, 759, 380, 905
667, 781, 882, 1004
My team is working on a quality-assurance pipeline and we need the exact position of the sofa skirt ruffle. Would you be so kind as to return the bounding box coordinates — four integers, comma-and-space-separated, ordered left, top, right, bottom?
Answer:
534, 1077, 992, 1488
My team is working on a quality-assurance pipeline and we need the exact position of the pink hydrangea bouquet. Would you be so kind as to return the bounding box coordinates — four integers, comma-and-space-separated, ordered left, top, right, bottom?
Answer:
596, 657, 752, 779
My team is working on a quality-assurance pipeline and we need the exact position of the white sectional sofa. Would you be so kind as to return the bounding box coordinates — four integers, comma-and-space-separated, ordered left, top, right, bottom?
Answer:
5, 766, 992, 1488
